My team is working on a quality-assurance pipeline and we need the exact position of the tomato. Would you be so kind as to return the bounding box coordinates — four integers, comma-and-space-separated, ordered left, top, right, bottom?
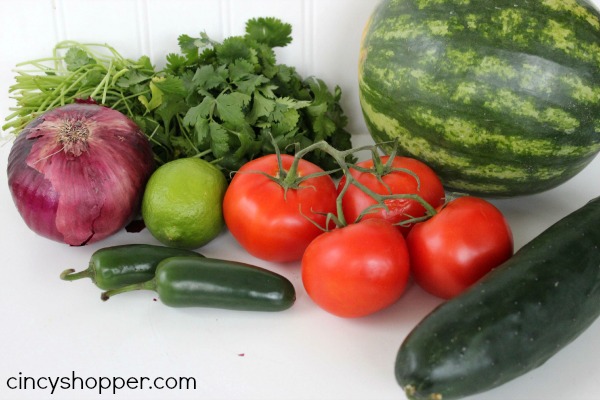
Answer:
301, 218, 410, 318
338, 155, 445, 236
223, 154, 337, 263
406, 196, 514, 299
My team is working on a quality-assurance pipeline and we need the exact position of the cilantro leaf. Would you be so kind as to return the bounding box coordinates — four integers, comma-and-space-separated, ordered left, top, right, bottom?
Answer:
248, 91, 275, 124
169, 135, 196, 158
228, 122, 261, 161
165, 53, 188, 74
177, 34, 202, 57
229, 59, 269, 95
178, 34, 196, 51
257, 84, 278, 99
235, 75, 270, 96
116, 69, 151, 88
191, 65, 228, 92
217, 37, 259, 66
271, 107, 300, 136
80, 69, 104, 88
252, 42, 278, 78
136, 55, 154, 70
193, 116, 210, 146
229, 59, 254, 81
155, 98, 188, 132
152, 75, 186, 96
312, 114, 337, 140
209, 121, 230, 157
245, 17, 293, 48
215, 92, 251, 127
64, 47, 96, 71
170, 33, 215, 73
183, 95, 215, 127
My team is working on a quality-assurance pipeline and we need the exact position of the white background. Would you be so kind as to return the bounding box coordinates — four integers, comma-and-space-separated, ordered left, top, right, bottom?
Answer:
1, 1, 600, 399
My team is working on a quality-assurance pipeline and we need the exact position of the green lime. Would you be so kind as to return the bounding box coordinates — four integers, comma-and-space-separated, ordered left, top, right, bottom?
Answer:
142, 157, 228, 249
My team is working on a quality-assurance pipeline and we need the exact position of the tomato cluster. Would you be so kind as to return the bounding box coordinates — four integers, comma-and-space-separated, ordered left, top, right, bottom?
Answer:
223, 151, 514, 318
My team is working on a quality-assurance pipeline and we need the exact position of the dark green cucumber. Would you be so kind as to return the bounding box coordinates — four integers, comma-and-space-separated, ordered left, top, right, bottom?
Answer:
395, 196, 600, 400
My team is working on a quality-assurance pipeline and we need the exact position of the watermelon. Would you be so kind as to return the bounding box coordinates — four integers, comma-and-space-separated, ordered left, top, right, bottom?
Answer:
358, 0, 600, 197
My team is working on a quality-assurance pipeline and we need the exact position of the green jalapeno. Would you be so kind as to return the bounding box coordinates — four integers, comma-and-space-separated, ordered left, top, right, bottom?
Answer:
101, 256, 296, 312
60, 244, 204, 290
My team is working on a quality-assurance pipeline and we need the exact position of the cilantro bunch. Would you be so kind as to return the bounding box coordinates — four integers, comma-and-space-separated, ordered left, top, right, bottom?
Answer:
4, 17, 353, 174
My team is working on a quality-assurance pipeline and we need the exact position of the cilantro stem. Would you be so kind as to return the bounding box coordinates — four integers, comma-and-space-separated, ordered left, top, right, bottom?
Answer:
111, 68, 130, 86
194, 148, 213, 158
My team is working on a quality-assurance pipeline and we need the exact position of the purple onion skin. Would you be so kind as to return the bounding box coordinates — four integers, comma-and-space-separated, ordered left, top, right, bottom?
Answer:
7, 104, 155, 246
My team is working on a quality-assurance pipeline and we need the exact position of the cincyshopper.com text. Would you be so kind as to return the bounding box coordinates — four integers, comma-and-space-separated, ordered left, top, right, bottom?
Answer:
6, 371, 197, 395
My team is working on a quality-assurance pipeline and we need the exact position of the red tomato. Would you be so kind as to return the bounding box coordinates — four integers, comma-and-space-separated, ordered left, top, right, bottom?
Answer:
223, 154, 337, 263
338, 155, 445, 235
301, 218, 410, 318
407, 196, 514, 299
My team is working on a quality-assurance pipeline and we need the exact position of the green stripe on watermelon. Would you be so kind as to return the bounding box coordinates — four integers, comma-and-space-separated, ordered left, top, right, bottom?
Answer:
359, 0, 600, 197
360, 86, 600, 195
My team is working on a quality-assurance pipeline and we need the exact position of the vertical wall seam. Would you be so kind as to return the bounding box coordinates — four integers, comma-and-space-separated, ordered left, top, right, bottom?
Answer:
52, 0, 67, 42
220, 0, 231, 40
137, 0, 151, 59
303, 0, 315, 75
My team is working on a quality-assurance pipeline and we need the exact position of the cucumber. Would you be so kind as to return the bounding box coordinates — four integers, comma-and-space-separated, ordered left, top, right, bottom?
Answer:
395, 196, 600, 400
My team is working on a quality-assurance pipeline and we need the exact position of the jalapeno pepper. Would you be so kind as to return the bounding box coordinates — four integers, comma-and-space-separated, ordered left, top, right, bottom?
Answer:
60, 244, 204, 290
101, 256, 296, 312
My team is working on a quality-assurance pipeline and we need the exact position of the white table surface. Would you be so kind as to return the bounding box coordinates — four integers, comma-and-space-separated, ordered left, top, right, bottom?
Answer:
1, 1, 600, 399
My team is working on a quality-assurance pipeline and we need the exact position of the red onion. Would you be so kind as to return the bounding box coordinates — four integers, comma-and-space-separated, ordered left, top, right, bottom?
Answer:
7, 104, 154, 246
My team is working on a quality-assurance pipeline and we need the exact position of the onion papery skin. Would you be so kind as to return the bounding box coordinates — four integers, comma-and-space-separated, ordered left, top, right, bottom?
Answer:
7, 104, 155, 246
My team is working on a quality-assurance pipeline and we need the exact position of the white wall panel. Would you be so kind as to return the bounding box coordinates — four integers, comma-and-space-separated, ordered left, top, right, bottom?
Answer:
312, 0, 380, 134
58, 0, 144, 56
145, 0, 224, 67
0, 0, 59, 126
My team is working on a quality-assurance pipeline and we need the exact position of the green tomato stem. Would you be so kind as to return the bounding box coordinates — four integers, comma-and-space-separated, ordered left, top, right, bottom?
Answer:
274, 138, 439, 229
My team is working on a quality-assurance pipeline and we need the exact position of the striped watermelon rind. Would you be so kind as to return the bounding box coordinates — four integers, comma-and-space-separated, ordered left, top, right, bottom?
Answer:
359, 0, 600, 197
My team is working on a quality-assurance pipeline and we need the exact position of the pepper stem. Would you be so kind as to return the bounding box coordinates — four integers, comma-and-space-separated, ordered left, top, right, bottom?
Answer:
60, 268, 92, 282
100, 279, 157, 302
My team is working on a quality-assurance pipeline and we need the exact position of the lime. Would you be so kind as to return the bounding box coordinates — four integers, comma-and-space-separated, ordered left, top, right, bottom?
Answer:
141, 157, 228, 249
